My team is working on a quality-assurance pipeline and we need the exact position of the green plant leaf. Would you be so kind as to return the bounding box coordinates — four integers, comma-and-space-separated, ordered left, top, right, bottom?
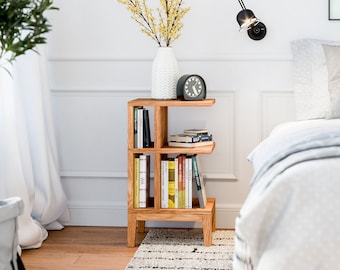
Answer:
0, 0, 59, 66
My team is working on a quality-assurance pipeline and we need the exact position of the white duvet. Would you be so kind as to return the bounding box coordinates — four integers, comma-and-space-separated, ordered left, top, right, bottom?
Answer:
233, 119, 340, 270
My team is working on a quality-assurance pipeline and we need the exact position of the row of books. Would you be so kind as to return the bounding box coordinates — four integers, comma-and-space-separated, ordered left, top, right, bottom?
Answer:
169, 129, 214, 148
133, 154, 207, 209
134, 106, 152, 148
161, 154, 207, 209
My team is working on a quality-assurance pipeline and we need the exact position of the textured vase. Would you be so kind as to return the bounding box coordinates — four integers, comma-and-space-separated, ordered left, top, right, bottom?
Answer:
151, 47, 179, 99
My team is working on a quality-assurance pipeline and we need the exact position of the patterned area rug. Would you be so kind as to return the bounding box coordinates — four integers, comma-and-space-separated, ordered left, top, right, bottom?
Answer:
125, 229, 234, 270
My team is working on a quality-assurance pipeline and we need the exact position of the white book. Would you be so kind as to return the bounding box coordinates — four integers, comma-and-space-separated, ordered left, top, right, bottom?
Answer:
161, 159, 168, 208
137, 108, 144, 148
185, 157, 193, 208
139, 155, 149, 208
186, 156, 192, 208
174, 157, 179, 208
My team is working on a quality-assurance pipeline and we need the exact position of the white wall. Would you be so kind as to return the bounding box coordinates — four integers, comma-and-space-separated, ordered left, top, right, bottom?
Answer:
47, 0, 340, 228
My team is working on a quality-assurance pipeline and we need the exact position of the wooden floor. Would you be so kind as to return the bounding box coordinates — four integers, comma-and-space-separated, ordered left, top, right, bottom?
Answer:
21, 226, 148, 270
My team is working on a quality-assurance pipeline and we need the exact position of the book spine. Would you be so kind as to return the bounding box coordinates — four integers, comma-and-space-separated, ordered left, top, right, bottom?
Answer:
143, 108, 152, 148
133, 156, 140, 208
185, 156, 193, 208
199, 134, 213, 142
161, 159, 169, 208
170, 133, 212, 143
137, 108, 144, 148
178, 155, 185, 208
139, 155, 148, 208
134, 107, 142, 148
145, 155, 150, 207
185, 157, 189, 208
183, 129, 208, 135
174, 157, 179, 208
168, 159, 175, 208
169, 134, 201, 143
197, 156, 207, 208
189, 156, 193, 208
192, 155, 207, 208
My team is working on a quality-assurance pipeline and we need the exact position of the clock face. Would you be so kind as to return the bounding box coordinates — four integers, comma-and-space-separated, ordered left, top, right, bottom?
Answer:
176, 74, 206, 100
184, 76, 203, 97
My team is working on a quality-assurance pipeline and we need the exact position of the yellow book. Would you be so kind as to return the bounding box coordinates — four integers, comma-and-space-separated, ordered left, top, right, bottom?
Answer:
168, 159, 175, 208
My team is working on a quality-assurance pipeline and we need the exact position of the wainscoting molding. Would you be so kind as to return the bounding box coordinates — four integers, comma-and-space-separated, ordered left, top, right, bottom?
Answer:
50, 58, 295, 228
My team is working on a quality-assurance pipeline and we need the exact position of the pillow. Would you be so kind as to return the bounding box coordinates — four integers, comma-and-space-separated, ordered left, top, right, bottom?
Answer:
290, 39, 340, 120
322, 44, 340, 119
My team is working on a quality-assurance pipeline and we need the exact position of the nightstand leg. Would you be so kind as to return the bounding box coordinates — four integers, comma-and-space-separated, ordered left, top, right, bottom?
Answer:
127, 213, 137, 247
202, 214, 212, 246
212, 200, 216, 232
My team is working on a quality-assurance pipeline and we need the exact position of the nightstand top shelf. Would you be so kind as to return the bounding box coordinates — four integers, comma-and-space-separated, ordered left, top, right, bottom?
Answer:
128, 98, 215, 107
130, 142, 215, 154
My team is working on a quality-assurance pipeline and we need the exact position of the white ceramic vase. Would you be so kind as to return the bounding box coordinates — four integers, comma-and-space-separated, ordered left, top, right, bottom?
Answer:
151, 47, 179, 99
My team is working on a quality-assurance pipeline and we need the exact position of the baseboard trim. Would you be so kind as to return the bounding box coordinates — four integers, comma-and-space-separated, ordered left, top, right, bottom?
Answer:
64, 201, 241, 228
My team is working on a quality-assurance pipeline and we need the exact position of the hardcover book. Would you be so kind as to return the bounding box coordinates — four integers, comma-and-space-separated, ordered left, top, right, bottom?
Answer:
137, 107, 144, 148
174, 157, 179, 208
134, 106, 143, 148
185, 156, 193, 209
192, 155, 207, 208
183, 128, 209, 135
161, 159, 169, 208
133, 156, 140, 208
177, 155, 186, 208
169, 133, 212, 143
139, 154, 150, 208
143, 109, 152, 148
168, 140, 214, 148
168, 159, 175, 208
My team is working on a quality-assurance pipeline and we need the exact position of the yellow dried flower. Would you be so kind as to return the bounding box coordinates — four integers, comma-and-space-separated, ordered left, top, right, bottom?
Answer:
117, 0, 190, 47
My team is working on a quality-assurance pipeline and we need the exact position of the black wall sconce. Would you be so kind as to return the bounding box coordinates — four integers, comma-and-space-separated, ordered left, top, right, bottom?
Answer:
236, 0, 266, 40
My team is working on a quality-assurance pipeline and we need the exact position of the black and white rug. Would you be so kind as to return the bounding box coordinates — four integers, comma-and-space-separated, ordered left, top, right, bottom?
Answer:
125, 229, 235, 269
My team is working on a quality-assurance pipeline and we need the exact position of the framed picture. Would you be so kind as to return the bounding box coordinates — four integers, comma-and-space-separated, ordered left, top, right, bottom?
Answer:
329, 0, 340, 20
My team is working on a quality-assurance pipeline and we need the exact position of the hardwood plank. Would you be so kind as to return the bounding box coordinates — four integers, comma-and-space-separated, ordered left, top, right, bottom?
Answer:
21, 226, 146, 270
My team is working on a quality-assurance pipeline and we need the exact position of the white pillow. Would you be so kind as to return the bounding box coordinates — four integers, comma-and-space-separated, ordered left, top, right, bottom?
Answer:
322, 44, 340, 119
290, 39, 340, 120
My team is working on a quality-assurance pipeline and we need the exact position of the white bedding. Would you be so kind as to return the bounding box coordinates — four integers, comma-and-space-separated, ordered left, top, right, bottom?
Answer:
233, 119, 340, 270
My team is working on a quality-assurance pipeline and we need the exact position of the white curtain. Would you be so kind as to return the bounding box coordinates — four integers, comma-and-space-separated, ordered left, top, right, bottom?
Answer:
0, 46, 70, 249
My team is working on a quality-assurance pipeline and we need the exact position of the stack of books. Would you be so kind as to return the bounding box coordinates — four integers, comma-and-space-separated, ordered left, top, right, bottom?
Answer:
161, 154, 207, 209
168, 129, 213, 148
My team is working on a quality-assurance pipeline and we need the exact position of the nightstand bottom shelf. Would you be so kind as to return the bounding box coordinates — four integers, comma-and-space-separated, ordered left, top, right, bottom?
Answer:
127, 198, 216, 247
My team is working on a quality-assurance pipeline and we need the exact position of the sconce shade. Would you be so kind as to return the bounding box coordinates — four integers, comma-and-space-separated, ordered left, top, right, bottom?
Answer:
236, 9, 257, 30
236, 8, 266, 40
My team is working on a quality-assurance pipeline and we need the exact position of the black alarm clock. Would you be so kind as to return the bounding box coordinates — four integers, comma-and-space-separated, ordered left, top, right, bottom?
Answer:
177, 74, 207, 100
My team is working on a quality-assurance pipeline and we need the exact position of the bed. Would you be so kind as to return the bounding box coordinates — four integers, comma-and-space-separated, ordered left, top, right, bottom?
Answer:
233, 39, 340, 270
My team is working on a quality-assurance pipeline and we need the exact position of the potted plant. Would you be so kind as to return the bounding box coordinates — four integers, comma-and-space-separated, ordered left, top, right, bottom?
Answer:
0, 0, 58, 69
117, 0, 190, 99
